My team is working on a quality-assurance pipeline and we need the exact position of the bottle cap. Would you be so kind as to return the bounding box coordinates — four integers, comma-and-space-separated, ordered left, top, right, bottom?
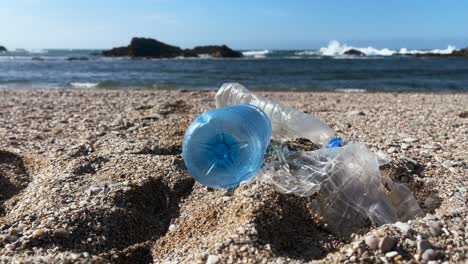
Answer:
326, 137, 343, 148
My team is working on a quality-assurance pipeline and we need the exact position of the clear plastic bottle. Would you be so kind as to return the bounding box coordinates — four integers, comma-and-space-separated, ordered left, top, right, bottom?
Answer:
182, 104, 271, 189
215, 83, 335, 146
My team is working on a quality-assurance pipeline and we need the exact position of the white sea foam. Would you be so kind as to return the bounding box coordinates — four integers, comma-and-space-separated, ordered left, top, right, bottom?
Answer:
70, 82, 99, 88
197, 54, 214, 59
398, 45, 456, 55
13, 48, 48, 54
335, 88, 367, 93
242, 50, 270, 57
319, 40, 457, 56
295, 50, 320, 56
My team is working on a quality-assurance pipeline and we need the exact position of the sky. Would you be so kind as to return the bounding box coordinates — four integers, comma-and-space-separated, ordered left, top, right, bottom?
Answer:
1, 0, 468, 50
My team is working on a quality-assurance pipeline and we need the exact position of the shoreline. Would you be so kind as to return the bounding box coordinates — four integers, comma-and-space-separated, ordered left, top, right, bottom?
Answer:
2, 86, 468, 94
0, 89, 466, 262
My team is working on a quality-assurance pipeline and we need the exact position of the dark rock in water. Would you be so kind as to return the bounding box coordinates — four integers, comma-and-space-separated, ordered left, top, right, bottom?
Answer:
0, 46, 7, 52
344, 49, 365, 56
101, 46, 130, 57
32, 57, 45, 61
410, 47, 468, 57
182, 49, 198, 58
129, 38, 183, 58
189, 45, 243, 58
67, 56, 90, 61
451, 47, 468, 57
101, 37, 243, 58
102, 37, 182, 58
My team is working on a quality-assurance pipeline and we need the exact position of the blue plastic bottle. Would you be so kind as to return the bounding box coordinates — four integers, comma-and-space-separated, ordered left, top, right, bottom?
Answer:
182, 104, 272, 189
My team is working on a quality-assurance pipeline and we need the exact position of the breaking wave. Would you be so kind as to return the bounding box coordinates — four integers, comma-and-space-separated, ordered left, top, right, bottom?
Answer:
242, 50, 270, 58
319, 40, 457, 56
70, 82, 99, 88
335, 88, 367, 93
295, 50, 320, 56
13, 48, 48, 54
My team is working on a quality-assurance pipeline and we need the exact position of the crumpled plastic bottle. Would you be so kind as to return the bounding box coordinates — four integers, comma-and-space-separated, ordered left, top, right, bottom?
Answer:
182, 104, 271, 189
215, 83, 423, 234
216, 83, 335, 146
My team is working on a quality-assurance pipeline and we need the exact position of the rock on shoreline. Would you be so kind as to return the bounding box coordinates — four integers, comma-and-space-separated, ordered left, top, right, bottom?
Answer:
343, 47, 468, 57
406, 47, 468, 57
189, 45, 243, 58
0, 45, 7, 52
101, 37, 242, 58
344, 49, 365, 56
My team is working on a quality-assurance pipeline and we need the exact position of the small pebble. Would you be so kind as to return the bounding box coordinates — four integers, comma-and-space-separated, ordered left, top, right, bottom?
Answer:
365, 235, 379, 250
421, 151, 433, 158
406, 158, 419, 170
387, 147, 396, 154
4, 243, 15, 251
401, 143, 410, 150
424, 197, 438, 208
17, 223, 28, 230
88, 186, 104, 195
403, 137, 419, 143
349, 110, 365, 116
385, 251, 398, 258
5, 235, 18, 243
417, 239, 432, 254
423, 144, 441, 150
32, 229, 44, 238
395, 222, 411, 235
379, 236, 395, 253
8, 228, 19, 236
428, 222, 443, 236
422, 249, 437, 261
206, 255, 220, 264
401, 175, 410, 183
53, 228, 71, 239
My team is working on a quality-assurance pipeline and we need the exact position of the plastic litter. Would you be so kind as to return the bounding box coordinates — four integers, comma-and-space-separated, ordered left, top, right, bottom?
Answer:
182, 82, 423, 233
214, 83, 423, 233
182, 103, 271, 189
216, 83, 335, 146
260, 142, 423, 234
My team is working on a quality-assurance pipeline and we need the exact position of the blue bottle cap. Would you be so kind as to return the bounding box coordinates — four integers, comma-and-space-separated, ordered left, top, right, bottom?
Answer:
326, 137, 344, 148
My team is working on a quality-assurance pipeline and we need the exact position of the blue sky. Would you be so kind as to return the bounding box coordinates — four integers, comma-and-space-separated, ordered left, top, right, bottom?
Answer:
1, 0, 468, 50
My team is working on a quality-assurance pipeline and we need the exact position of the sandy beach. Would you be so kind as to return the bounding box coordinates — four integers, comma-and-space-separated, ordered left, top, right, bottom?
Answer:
0, 88, 466, 263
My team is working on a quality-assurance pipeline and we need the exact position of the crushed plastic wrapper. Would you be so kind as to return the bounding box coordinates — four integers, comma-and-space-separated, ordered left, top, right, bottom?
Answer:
260, 142, 423, 234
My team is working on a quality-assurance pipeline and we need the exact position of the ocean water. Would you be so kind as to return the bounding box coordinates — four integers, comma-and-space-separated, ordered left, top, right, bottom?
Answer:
1, 42, 468, 92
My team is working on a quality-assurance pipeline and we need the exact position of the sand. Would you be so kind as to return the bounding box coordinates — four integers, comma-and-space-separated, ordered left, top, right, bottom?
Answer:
0, 88, 466, 263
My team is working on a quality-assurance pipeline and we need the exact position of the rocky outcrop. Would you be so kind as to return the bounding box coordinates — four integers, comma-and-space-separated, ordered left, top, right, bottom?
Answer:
101, 46, 130, 57
102, 38, 184, 58
0, 46, 7, 52
410, 47, 468, 57
129, 38, 183, 58
344, 49, 365, 56
451, 48, 468, 57
101, 37, 242, 58
190, 45, 242, 58
66, 57, 90, 61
